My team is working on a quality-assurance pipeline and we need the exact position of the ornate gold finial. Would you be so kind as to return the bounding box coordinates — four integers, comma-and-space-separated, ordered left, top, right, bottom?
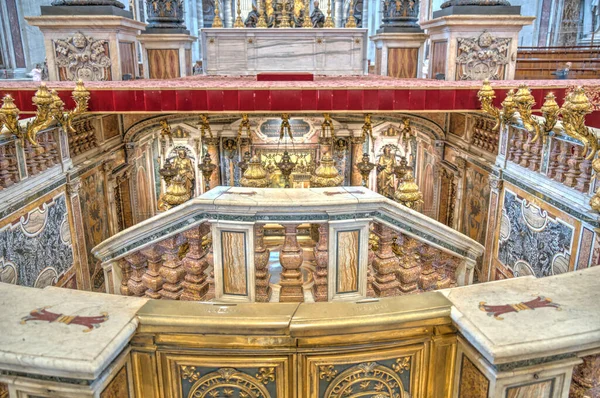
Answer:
320, 113, 335, 143
540, 93, 560, 135
279, 0, 291, 27
158, 175, 191, 211
257, 0, 268, 27
0, 94, 20, 137
362, 113, 375, 150
311, 152, 344, 187
199, 114, 213, 138
212, 0, 224, 27
324, 0, 334, 27
234, 0, 245, 27
393, 166, 423, 209
198, 152, 217, 192
356, 152, 375, 187
302, 0, 312, 27
279, 113, 293, 140
241, 154, 270, 187
345, 0, 357, 28
590, 158, 600, 212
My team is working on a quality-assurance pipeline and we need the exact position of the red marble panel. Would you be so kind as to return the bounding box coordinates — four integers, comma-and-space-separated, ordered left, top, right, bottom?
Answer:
301, 90, 317, 110
347, 90, 363, 110
113, 89, 136, 112
175, 89, 194, 111
207, 90, 224, 111
189, 90, 207, 110
409, 89, 426, 110
238, 90, 255, 111
271, 89, 300, 111
425, 90, 440, 110
160, 90, 177, 111
222, 90, 239, 111
143, 90, 161, 112
18, 90, 38, 113
90, 90, 115, 112
394, 89, 410, 110
363, 90, 378, 110
254, 90, 271, 110
317, 89, 333, 110
378, 89, 394, 110
332, 90, 348, 110
438, 89, 455, 110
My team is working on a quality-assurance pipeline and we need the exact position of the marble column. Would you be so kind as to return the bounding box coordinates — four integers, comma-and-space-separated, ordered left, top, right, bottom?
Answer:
334, 0, 343, 27
482, 174, 502, 282
66, 178, 91, 291
158, 235, 186, 300
254, 224, 272, 303
350, 137, 365, 186
279, 224, 304, 302
312, 223, 328, 302
371, 223, 400, 297
453, 157, 467, 232
141, 244, 164, 299
181, 224, 211, 301
224, 0, 233, 27
205, 138, 221, 189
125, 252, 148, 297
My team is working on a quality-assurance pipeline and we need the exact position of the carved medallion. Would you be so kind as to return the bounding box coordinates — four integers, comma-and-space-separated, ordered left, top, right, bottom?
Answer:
53, 32, 112, 81
456, 31, 511, 81
323, 361, 407, 398
187, 367, 272, 398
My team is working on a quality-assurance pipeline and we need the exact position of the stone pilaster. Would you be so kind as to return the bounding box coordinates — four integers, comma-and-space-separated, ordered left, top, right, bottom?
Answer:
312, 223, 328, 302
181, 224, 211, 301
158, 235, 186, 300
119, 258, 132, 296
66, 177, 91, 291
279, 224, 304, 302
254, 224, 272, 303
482, 174, 502, 282
371, 223, 400, 297
141, 244, 164, 299
350, 137, 365, 186
205, 137, 221, 189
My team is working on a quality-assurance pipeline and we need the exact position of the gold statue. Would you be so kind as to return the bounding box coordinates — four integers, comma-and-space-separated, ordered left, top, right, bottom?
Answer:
377, 145, 397, 199
171, 149, 195, 197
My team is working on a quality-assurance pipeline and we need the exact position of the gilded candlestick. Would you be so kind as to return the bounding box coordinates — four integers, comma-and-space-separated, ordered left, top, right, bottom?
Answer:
345, 0, 357, 28
233, 0, 244, 27
324, 0, 334, 27
212, 0, 224, 27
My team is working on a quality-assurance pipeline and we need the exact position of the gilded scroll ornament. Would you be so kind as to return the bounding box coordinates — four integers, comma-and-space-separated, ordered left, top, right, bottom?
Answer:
323, 362, 406, 398
187, 368, 271, 398
54, 32, 111, 81
456, 31, 511, 81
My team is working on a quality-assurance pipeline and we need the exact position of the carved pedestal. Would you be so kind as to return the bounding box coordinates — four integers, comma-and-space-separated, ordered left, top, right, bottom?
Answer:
125, 252, 148, 297
181, 224, 211, 301
141, 244, 163, 299
279, 224, 304, 302
137, 34, 197, 79
371, 223, 400, 297
418, 246, 440, 292
312, 224, 329, 302
158, 236, 186, 300
576, 159, 592, 193
395, 236, 422, 293
371, 33, 427, 78
254, 224, 272, 303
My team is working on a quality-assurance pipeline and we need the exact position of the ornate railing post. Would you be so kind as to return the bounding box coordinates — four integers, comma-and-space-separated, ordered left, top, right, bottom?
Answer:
371, 223, 400, 297
312, 223, 328, 302
254, 224, 272, 303
181, 224, 211, 301
395, 235, 422, 294
119, 258, 132, 296
125, 252, 148, 297
159, 235, 186, 300
279, 224, 304, 302
141, 244, 163, 299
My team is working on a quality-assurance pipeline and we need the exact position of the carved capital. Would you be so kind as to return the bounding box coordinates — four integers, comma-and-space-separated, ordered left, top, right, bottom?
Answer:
488, 175, 503, 191
66, 178, 81, 196
455, 157, 467, 171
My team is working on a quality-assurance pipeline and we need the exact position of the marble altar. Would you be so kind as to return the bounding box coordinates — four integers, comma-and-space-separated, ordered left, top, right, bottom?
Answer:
200, 28, 368, 76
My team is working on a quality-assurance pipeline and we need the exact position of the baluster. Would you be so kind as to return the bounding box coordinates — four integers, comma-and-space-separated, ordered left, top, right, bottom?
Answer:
254, 224, 272, 302
125, 252, 148, 297
119, 258, 132, 296
512, 129, 526, 164
5, 143, 18, 184
507, 127, 519, 162
527, 136, 543, 172
371, 223, 400, 297
564, 145, 583, 188
569, 354, 600, 398
24, 142, 39, 176
0, 145, 14, 189
206, 247, 215, 300
553, 141, 571, 183
158, 235, 186, 300
312, 223, 328, 302
367, 243, 376, 298
576, 158, 593, 193
141, 244, 164, 299
395, 235, 422, 293
279, 224, 304, 302
547, 139, 562, 179
181, 224, 211, 301
519, 134, 532, 168
417, 245, 438, 292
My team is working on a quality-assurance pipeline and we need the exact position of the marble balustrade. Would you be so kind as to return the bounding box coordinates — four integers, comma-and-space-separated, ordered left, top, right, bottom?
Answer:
1, 266, 599, 397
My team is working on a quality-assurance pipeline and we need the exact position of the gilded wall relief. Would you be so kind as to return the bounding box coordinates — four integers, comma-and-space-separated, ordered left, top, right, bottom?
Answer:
458, 354, 489, 398
462, 164, 490, 245
336, 230, 359, 294
506, 379, 554, 398
0, 193, 73, 287
54, 32, 112, 81
79, 168, 109, 290
100, 366, 129, 398
497, 190, 574, 278
455, 31, 511, 81
221, 231, 248, 296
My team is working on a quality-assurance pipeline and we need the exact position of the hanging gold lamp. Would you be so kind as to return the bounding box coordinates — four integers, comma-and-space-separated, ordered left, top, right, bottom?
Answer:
311, 152, 344, 187
241, 154, 270, 187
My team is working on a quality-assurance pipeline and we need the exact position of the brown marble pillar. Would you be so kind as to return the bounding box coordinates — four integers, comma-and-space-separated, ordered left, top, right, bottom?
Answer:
206, 248, 215, 300
482, 175, 502, 282
570, 354, 600, 398
395, 235, 422, 293
564, 146, 583, 188
158, 235, 186, 300
576, 159, 592, 193
553, 141, 571, 183
279, 224, 304, 302
181, 224, 211, 301
367, 243, 376, 298
125, 252, 148, 297
312, 223, 328, 302
350, 137, 365, 186
371, 223, 400, 297
254, 224, 272, 302
141, 244, 164, 299
205, 138, 221, 189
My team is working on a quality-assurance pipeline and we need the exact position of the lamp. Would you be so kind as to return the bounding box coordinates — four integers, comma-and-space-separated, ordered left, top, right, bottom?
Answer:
356, 152, 375, 187
198, 152, 217, 192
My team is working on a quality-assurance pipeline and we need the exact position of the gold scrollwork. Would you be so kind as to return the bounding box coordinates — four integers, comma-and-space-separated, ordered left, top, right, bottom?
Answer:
323, 362, 406, 398
188, 368, 271, 398
318, 365, 338, 382
391, 357, 410, 374
255, 367, 276, 385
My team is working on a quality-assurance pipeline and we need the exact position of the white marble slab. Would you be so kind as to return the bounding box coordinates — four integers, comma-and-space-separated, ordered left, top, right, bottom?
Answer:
0, 284, 147, 379
445, 266, 600, 365
201, 28, 367, 76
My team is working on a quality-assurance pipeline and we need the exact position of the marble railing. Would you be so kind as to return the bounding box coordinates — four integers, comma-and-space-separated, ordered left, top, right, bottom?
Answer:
93, 186, 484, 303
0, 266, 598, 397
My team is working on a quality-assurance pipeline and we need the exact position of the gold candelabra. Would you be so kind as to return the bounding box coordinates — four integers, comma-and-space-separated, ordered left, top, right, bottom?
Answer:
356, 152, 375, 187
198, 153, 217, 192
324, 0, 334, 27
212, 0, 224, 27
319, 113, 335, 145
234, 0, 245, 27
0, 80, 90, 147
279, 0, 291, 27
257, 0, 268, 27
345, 0, 357, 28
361, 113, 375, 150
302, 0, 312, 27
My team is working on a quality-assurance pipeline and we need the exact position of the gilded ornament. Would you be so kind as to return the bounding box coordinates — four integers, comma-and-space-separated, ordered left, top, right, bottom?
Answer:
323, 362, 406, 397
362, 113, 375, 150
212, 0, 224, 27
345, 0, 357, 27
391, 357, 410, 374
241, 154, 270, 187
181, 365, 201, 382
394, 167, 423, 209
234, 0, 245, 27
187, 368, 270, 398
356, 152, 375, 187
199, 114, 214, 138
310, 152, 344, 187
323, 0, 334, 27
198, 152, 217, 192
302, 0, 312, 27
255, 367, 276, 384
238, 113, 253, 142
257, 0, 268, 27
456, 31, 511, 81
158, 175, 191, 211
318, 365, 338, 381
54, 32, 111, 81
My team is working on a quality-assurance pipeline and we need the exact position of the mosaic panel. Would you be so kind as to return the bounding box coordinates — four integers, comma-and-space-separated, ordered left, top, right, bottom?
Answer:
0, 193, 73, 287
498, 190, 574, 277
458, 354, 489, 398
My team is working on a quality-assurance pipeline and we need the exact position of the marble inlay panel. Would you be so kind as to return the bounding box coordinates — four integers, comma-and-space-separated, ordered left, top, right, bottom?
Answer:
458, 354, 489, 398
336, 230, 360, 294
101, 366, 129, 398
506, 379, 554, 398
221, 231, 248, 296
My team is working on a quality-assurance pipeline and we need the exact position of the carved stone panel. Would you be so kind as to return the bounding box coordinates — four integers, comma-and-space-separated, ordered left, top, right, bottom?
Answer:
53, 32, 112, 81
455, 31, 511, 81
